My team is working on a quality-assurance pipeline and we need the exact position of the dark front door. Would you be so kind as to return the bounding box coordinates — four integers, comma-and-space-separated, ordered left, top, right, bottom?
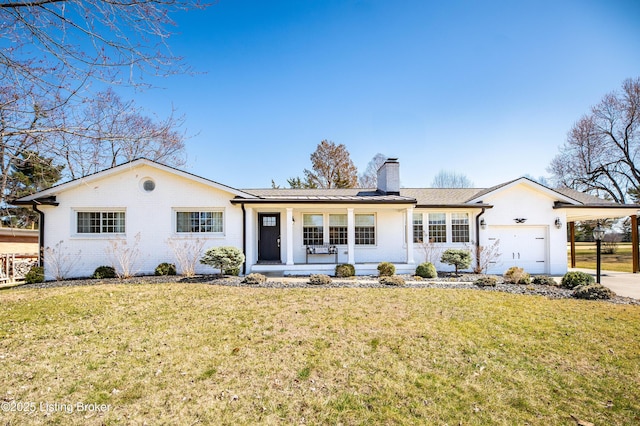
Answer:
258, 213, 281, 262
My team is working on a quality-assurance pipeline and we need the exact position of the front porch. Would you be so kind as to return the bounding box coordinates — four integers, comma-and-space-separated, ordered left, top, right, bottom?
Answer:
249, 262, 417, 277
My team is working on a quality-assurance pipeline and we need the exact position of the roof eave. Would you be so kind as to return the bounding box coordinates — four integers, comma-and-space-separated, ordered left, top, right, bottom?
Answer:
553, 202, 640, 209
10, 196, 59, 207
230, 198, 417, 205
415, 203, 493, 209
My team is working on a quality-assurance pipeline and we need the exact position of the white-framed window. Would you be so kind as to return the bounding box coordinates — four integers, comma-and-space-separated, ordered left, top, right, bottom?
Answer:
412, 213, 424, 243
355, 213, 376, 245
329, 214, 348, 245
76, 211, 126, 234
303, 214, 324, 245
428, 213, 447, 243
175, 210, 224, 234
451, 212, 470, 243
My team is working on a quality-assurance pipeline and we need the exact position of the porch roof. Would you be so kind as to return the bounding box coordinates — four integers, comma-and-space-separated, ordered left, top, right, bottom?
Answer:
231, 188, 416, 204
233, 187, 493, 208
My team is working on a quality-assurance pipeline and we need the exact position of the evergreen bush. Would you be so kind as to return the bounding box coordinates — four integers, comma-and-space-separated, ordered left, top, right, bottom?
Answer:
24, 266, 45, 284
377, 262, 395, 277
200, 246, 245, 275
503, 267, 531, 284
474, 276, 497, 287
560, 271, 595, 289
532, 275, 557, 286
242, 273, 267, 285
440, 249, 472, 275
309, 274, 332, 285
380, 275, 405, 286
155, 262, 177, 276
92, 265, 116, 279
573, 284, 615, 300
415, 262, 437, 278
335, 264, 356, 278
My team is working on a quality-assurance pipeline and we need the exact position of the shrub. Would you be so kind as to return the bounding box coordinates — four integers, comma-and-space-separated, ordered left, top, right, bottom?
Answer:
377, 262, 395, 277
309, 274, 332, 285
335, 263, 356, 278
380, 275, 405, 286
92, 265, 116, 279
200, 246, 245, 275
24, 266, 44, 284
242, 273, 267, 285
415, 262, 437, 278
561, 271, 595, 289
155, 262, 177, 276
532, 275, 557, 286
474, 276, 497, 287
573, 284, 615, 300
440, 249, 472, 275
503, 267, 531, 284
225, 267, 240, 276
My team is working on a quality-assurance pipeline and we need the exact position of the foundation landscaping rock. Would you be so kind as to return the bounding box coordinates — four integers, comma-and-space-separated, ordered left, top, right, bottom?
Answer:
13, 272, 639, 305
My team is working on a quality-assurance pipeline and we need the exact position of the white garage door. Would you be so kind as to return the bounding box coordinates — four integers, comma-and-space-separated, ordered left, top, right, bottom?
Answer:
487, 226, 548, 274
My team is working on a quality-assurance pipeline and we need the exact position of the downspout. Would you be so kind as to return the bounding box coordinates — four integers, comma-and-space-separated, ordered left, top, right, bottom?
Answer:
475, 208, 486, 273
241, 202, 246, 276
32, 203, 45, 267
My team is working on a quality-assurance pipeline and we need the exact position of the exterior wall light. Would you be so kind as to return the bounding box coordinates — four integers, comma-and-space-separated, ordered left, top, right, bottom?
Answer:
554, 217, 562, 229
480, 218, 486, 229
514, 218, 527, 223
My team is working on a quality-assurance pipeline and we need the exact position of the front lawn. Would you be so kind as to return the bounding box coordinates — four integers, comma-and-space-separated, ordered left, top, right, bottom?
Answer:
569, 242, 635, 272
1, 283, 638, 425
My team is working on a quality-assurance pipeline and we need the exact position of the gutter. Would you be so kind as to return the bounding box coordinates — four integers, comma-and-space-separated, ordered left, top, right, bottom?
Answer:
32, 204, 45, 267
475, 208, 486, 273
10, 196, 59, 268
241, 203, 246, 275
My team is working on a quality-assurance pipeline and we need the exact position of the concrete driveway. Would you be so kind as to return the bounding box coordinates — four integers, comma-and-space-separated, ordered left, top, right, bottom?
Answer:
569, 268, 640, 300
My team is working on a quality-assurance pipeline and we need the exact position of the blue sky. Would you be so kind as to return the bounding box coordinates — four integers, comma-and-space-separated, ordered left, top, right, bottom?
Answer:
124, 0, 640, 189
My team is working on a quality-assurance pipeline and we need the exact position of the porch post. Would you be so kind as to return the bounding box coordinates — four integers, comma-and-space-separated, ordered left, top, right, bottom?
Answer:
347, 208, 355, 265
569, 221, 576, 268
632, 215, 639, 273
286, 208, 294, 265
406, 207, 415, 264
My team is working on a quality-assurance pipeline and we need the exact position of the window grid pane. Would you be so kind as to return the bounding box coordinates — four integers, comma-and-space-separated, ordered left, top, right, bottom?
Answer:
303, 226, 324, 245
452, 213, 469, 243
176, 211, 223, 233
412, 213, 423, 243
303, 214, 323, 245
355, 214, 375, 245
329, 214, 347, 245
329, 226, 347, 245
77, 211, 124, 234
428, 213, 446, 243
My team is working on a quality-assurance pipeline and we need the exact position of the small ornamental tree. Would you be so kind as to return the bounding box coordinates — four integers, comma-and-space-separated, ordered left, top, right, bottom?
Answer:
200, 246, 245, 275
440, 249, 472, 276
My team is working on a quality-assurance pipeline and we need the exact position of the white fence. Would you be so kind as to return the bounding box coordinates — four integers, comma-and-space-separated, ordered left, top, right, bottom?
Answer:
0, 253, 39, 283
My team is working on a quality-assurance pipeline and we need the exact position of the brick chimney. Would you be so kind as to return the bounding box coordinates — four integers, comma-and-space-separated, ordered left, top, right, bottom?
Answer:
377, 158, 400, 195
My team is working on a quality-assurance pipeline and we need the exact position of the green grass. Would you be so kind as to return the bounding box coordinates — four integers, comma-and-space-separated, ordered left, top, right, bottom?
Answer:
569, 242, 635, 272
1, 284, 639, 425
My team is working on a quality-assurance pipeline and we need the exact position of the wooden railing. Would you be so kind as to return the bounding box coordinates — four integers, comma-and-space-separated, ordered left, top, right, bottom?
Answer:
0, 253, 39, 283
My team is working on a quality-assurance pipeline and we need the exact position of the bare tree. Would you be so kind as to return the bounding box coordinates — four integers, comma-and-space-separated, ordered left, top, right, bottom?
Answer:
358, 153, 387, 188
167, 238, 207, 277
1, 0, 206, 91
1, 0, 203, 203
549, 77, 640, 203
1, 88, 186, 205
52, 89, 186, 180
418, 237, 444, 266
303, 140, 359, 188
431, 170, 474, 188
